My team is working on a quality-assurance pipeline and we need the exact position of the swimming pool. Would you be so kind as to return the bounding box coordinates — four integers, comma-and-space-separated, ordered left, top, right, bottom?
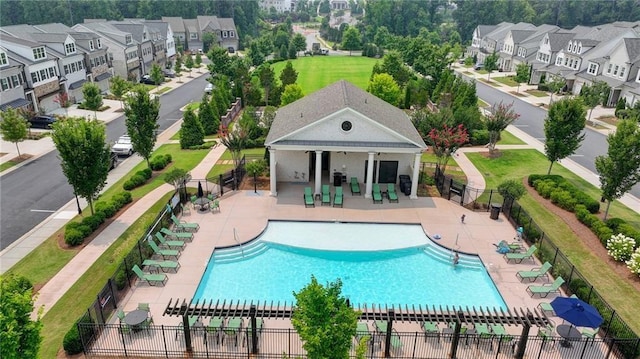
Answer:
194, 221, 506, 309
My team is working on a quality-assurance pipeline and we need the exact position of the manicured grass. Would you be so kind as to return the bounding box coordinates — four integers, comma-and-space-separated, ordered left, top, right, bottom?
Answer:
0, 160, 17, 172
526, 89, 548, 97
466, 149, 640, 332
153, 86, 172, 95
170, 129, 219, 141
271, 56, 378, 94
38, 192, 174, 359
492, 76, 519, 87
478, 99, 489, 108
421, 152, 459, 167
497, 130, 526, 145
184, 101, 200, 112
5, 145, 209, 289
476, 69, 488, 74
207, 148, 266, 179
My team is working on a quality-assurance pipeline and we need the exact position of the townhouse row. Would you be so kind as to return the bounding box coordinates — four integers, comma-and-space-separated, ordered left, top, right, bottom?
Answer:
466, 21, 640, 107
0, 16, 238, 114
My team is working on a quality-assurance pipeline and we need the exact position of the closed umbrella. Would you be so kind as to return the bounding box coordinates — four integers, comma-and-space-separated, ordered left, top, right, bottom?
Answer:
550, 297, 603, 328
197, 181, 204, 198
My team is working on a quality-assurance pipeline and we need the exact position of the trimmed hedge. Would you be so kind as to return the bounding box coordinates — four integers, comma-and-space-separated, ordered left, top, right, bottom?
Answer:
123, 168, 153, 190
63, 191, 132, 246
150, 154, 172, 170
529, 174, 600, 213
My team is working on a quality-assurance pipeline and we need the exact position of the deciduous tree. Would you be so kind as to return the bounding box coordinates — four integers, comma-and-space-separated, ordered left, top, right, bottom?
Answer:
0, 274, 42, 359
281, 84, 304, 106
546, 76, 565, 103
484, 52, 499, 80
184, 54, 194, 77
52, 117, 110, 214
485, 102, 520, 154
367, 73, 401, 107
150, 63, 164, 87
513, 62, 530, 93
109, 75, 130, 109
428, 123, 469, 175
544, 98, 586, 174
341, 26, 361, 56
579, 81, 610, 125
180, 108, 204, 149
124, 85, 160, 168
291, 33, 307, 56
0, 108, 29, 158
595, 119, 640, 220
194, 52, 203, 70
292, 276, 358, 359
53, 92, 72, 116
81, 82, 103, 119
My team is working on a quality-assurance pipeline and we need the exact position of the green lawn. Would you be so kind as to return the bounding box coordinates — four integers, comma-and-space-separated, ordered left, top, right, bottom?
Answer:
492, 76, 519, 87
6, 145, 209, 287
478, 99, 489, 108
466, 149, 640, 332
0, 160, 17, 172
526, 89, 548, 97
206, 148, 266, 179
271, 56, 378, 94
497, 130, 526, 145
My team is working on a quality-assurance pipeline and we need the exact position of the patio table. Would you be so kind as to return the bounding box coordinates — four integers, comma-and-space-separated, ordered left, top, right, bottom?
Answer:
557, 324, 581, 348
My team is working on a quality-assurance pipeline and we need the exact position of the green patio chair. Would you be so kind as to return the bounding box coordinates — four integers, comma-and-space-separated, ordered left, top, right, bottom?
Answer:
170, 214, 199, 232
422, 321, 439, 342
355, 322, 371, 345
210, 199, 220, 213
304, 187, 315, 207
537, 325, 556, 350
148, 240, 180, 260
245, 317, 265, 347
138, 303, 150, 312
527, 277, 565, 298
333, 187, 343, 207
350, 177, 361, 195
321, 184, 331, 205
142, 259, 180, 273
155, 232, 185, 251
516, 262, 552, 282
504, 244, 537, 263
387, 184, 399, 203
180, 202, 190, 216
581, 327, 599, 345
372, 183, 383, 204
223, 317, 243, 346
132, 264, 167, 286
207, 316, 224, 345
117, 309, 125, 323
161, 227, 193, 242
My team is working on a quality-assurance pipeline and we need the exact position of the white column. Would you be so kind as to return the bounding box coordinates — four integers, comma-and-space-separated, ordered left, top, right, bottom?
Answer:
410, 152, 421, 199
314, 150, 323, 197
365, 152, 375, 198
269, 148, 277, 196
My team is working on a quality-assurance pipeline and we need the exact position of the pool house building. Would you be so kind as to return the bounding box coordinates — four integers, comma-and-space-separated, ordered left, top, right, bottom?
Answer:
265, 80, 428, 199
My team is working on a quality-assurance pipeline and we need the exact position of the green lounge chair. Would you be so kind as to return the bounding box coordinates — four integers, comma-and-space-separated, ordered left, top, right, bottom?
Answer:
223, 317, 243, 346
527, 276, 565, 297
372, 183, 383, 204
355, 322, 371, 345
161, 227, 194, 242
155, 232, 185, 250
581, 327, 599, 345
475, 323, 493, 339
148, 240, 180, 260
350, 177, 361, 195
539, 294, 577, 316
143, 259, 180, 273
504, 244, 537, 263
207, 316, 224, 344
132, 264, 167, 286
390, 329, 403, 352
422, 322, 439, 342
117, 309, 125, 323
537, 325, 556, 350
170, 214, 199, 232
321, 184, 331, 205
516, 262, 552, 282
180, 203, 190, 216
210, 199, 220, 213
304, 187, 315, 207
387, 184, 399, 203
245, 317, 265, 347
333, 187, 343, 207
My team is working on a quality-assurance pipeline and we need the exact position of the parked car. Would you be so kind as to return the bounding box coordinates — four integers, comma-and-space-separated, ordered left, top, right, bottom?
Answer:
29, 115, 56, 129
108, 151, 119, 170
111, 135, 134, 156
140, 75, 158, 85
204, 83, 213, 93
474, 63, 484, 70
163, 69, 176, 78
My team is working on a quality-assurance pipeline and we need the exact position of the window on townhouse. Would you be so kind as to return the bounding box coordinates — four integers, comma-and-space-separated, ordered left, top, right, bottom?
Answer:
607, 64, 612, 74
0, 52, 7, 66
143, 32, 147, 40
567, 42, 572, 51
89, 41, 94, 50
613, 65, 619, 76
33, 47, 46, 60
574, 60, 579, 69
564, 57, 568, 66
544, 37, 549, 44
97, 39, 102, 48
577, 44, 582, 54
0, 78, 9, 91
65, 42, 76, 55
556, 57, 562, 65
588, 63, 597, 75
126, 35, 132, 44
620, 67, 626, 78
190, 33, 197, 39
230, 31, 235, 38
223, 31, 228, 38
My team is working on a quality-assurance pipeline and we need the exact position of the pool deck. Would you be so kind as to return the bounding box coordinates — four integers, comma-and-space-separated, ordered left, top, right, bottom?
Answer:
121, 184, 560, 331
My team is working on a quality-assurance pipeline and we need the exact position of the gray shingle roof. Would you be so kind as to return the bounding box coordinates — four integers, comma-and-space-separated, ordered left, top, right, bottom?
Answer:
623, 38, 640, 62
548, 32, 577, 52
477, 25, 499, 38
511, 30, 535, 43
265, 80, 426, 149
161, 17, 185, 33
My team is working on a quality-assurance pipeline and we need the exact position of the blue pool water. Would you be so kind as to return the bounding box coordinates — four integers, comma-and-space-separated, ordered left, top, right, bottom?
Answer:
194, 221, 506, 309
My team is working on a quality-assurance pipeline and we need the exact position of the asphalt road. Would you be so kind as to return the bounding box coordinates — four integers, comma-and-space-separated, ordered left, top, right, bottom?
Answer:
470, 77, 640, 199
0, 76, 210, 250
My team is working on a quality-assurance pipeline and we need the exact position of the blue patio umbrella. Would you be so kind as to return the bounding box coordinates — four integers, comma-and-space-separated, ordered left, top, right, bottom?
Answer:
550, 296, 603, 328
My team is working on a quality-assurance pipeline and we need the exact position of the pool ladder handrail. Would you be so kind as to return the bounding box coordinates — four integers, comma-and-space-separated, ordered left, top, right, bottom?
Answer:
234, 228, 244, 257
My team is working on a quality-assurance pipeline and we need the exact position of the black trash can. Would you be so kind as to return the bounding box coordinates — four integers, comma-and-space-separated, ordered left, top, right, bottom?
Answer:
490, 203, 502, 220
333, 172, 342, 186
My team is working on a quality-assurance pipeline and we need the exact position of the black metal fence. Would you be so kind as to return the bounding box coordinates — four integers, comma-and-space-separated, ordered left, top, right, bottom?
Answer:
210, 155, 248, 196
79, 323, 638, 358
431, 166, 640, 358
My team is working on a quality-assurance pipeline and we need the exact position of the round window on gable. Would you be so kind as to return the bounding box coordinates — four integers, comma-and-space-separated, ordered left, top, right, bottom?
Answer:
341, 120, 353, 132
